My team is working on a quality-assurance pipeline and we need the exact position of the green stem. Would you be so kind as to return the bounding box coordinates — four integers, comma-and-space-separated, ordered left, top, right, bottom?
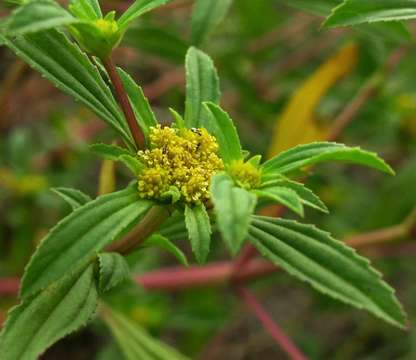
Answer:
102, 56, 145, 150
106, 205, 170, 255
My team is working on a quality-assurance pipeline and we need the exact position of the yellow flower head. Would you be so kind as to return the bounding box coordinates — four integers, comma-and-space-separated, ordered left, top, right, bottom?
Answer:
137, 125, 224, 203
228, 159, 261, 189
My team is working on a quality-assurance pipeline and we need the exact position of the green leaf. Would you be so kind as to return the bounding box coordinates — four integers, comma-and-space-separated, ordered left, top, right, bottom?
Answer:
184, 203, 212, 263
89, 143, 133, 160
254, 187, 304, 217
0, 29, 134, 149
0, 264, 98, 360
169, 108, 186, 129
210, 173, 257, 255
5, 0, 79, 35
98, 252, 131, 293
261, 142, 394, 181
159, 211, 187, 241
101, 305, 190, 360
325, 0, 416, 27
249, 216, 407, 328
21, 186, 153, 299
191, 0, 233, 46
282, 0, 411, 43
117, 67, 158, 144
202, 102, 242, 165
124, 25, 188, 63
117, 0, 171, 32
119, 154, 144, 175
265, 179, 328, 213
51, 187, 92, 210
184, 47, 220, 128
142, 234, 188, 266
69, 0, 102, 20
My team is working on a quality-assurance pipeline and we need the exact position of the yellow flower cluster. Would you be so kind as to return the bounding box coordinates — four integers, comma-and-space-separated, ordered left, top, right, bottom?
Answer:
229, 160, 261, 189
137, 125, 224, 203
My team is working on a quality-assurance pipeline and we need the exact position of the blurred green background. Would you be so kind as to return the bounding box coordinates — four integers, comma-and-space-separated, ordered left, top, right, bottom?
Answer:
1, 0, 416, 359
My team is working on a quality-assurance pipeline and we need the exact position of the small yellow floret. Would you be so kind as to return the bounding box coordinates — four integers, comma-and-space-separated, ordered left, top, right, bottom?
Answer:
137, 126, 224, 203
229, 160, 261, 189
94, 19, 119, 36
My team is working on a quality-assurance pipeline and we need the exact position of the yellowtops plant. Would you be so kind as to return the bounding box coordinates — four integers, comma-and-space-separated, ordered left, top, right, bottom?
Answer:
137, 125, 224, 203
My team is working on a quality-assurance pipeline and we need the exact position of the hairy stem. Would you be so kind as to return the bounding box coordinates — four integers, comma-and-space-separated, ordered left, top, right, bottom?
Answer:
102, 56, 145, 149
236, 285, 308, 360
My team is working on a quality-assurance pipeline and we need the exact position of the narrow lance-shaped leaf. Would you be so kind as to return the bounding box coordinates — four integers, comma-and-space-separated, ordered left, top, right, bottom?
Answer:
117, 0, 171, 32
98, 252, 131, 293
254, 186, 304, 217
101, 305, 190, 360
184, 47, 220, 128
0, 30, 134, 149
0, 264, 98, 360
142, 234, 188, 266
117, 67, 158, 144
191, 0, 233, 46
5, 0, 79, 36
51, 187, 92, 210
184, 203, 212, 264
202, 102, 242, 165
260, 179, 328, 213
69, 0, 102, 20
21, 186, 153, 299
325, 0, 416, 27
261, 142, 394, 181
210, 173, 257, 255
89, 143, 133, 160
249, 216, 407, 328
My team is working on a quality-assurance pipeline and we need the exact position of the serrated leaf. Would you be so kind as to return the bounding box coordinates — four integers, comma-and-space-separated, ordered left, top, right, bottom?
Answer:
21, 186, 153, 299
202, 102, 242, 165
159, 211, 187, 241
51, 187, 92, 210
142, 234, 188, 266
69, 0, 102, 20
0, 30, 134, 149
101, 305, 190, 360
89, 143, 143, 175
262, 142, 394, 181
282, 0, 411, 43
6, 0, 79, 36
169, 108, 186, 129
191, 0, 233, 46
117, 0, 171, 32
117, 67, 158, 144
98, 252, 131, 293
119, 154, 144, 175
325, 0, 416, 27
184, 47, 220, 128
184, 204, 211, 263
260, 179, 328, 213
254, 186, 304, 217
89, 143, 133, 160
210, 173, 257, 255
0, 264, 98, 360
249, 216, 407, 328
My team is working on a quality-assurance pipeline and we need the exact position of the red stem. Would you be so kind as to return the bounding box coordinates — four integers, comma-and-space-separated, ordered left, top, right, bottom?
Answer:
0, 260, 277, 295
0, 277, 20, 295
236, 285, 308, 360
102, 56, 145, 149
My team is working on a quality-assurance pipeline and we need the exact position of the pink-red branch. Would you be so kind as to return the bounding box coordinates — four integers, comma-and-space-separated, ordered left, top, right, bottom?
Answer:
236, 285, 308, 360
